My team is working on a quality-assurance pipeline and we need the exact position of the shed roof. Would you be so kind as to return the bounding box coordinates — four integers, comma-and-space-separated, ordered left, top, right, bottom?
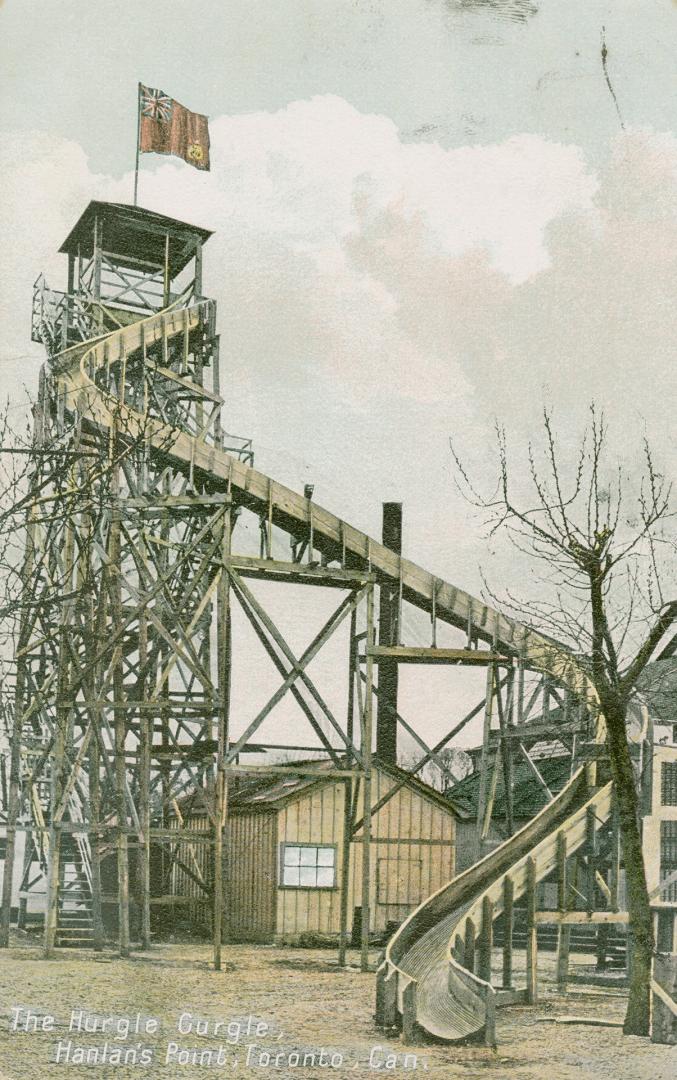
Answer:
445, 752, 573, 821
176, 757, 468, 819
235, 757, 466, 816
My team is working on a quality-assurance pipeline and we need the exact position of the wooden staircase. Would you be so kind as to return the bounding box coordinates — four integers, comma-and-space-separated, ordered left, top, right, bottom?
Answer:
56, 835, 94, 947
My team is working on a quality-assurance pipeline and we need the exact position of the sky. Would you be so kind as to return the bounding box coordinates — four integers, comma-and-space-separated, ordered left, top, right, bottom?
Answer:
0, 0, 675, 752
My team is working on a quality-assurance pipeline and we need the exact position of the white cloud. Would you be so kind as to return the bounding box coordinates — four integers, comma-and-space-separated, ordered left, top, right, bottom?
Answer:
0, 97, 675, 746
0, 98, 674, 566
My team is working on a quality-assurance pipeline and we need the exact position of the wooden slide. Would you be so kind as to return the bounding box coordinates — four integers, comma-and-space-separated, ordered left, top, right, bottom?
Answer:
52, 295, 608, 1041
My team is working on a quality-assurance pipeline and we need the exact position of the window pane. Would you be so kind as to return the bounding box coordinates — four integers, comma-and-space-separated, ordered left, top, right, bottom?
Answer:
317, 848, 334, 866
283, 866, 300, 886
284, 846, 301, 866
299, 847, 317, 866
316, 866, 334, 887
661, 762, 677, 806
299, 866, 317, 886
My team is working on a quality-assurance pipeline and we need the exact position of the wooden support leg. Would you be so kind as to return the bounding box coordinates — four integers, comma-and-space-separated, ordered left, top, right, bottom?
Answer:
502, 876, 514, 989
609, 805, 621, 913
338, 777, 353, 967
360, 584, 375, 973
463, 916, 476, 973
89, 735, 104, 951
214, 507, 232, 972
16, 838, 34, 931
525, 857, 538, 1004
401, 980, 418, 1045
595, 924, 610, 972
44, 827, 62, 957
138, 610, 151, 951
478, 896, 494, 983
0, 718, 22, 946
339, 611, 357, 968
2, 484, 36, 949
382, 969, 398, 1030
109, 491, 130, 958
585, 806, 597, 915
476, 662, 495, 843
484, 986, 497, 1048
375, 967, 386, 1028
556, 831, 567, 913
0, 777, 19, 946
556, 926, 571, 993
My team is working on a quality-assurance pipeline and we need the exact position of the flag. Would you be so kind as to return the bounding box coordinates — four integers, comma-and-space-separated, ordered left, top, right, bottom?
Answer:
138, 84, 210, 171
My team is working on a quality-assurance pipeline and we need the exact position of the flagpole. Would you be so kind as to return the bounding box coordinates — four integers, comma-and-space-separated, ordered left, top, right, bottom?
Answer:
133, 83, 141, 206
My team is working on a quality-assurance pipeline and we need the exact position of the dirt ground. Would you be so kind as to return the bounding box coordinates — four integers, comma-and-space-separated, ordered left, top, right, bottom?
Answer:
0, 935, 674, 1080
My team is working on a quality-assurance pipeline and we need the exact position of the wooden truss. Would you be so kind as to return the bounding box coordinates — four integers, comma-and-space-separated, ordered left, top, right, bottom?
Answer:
1, 202, 615, 980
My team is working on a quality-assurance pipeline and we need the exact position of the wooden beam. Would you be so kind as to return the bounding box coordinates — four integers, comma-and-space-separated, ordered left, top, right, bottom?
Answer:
226, 556, 375, 588
556, 925, 571, 992
463, 916, 476, 972
478, 896, 494, 983
534, 911, 629, 925
214, 507, 232, 972
339, 610, 357, 969
360, 583, 375, 974
502, 876, 514, 990
367, 646, 507, 666
477, 661, 496, 834
525, 857, 538, 1004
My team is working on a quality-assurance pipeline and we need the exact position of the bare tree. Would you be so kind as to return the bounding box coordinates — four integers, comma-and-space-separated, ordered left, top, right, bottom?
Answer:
451, 404, 676, 1037
398, 745, 473, 792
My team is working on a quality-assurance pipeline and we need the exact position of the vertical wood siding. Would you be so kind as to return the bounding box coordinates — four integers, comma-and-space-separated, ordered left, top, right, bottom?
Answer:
276, 769, 455, 940
171, 768, 456, 942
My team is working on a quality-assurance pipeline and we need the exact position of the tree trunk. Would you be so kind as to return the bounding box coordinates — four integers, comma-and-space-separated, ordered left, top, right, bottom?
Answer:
604, 701, 654, 1036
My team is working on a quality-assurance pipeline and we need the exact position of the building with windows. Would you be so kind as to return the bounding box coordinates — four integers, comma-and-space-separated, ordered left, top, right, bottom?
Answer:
168, 759, 463, 944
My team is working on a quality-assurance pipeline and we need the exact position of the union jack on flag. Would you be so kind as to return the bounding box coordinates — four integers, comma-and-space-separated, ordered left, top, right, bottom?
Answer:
138, 82, 210, 171
140, 85, 173, 123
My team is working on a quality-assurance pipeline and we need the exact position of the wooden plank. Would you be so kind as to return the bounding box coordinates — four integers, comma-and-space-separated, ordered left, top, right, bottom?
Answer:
402, 980, 418, 1045
585, 806, 597, 915
484, 985, 496, 1049
214, 509, 232, 971
534, 911, 629, 925
556, 925, 571, 992
556, 831, 567, 912
227, 556, 375, 587
525, 857, 537, 1004
476, 662, 495, 835
367, 646, 507, 666
361, 584, 375, 973
224, 764, 360, 779
338, 604, 357, 961
502, 876, 514, 990
463, 917, 476, 972
478, 896, 494, 983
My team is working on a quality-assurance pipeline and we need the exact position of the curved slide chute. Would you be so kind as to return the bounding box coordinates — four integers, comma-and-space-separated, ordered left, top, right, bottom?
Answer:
51, 295, 608, 1041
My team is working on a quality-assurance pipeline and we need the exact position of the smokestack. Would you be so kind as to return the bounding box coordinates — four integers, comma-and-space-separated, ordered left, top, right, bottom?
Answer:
376, 502, 402, 765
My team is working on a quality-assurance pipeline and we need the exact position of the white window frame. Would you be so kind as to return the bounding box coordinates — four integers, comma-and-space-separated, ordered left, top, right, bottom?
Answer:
279, 842, 337, 890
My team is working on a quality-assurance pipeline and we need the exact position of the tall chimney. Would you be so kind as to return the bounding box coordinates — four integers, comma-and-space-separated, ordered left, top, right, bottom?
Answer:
376, 502, 402, 765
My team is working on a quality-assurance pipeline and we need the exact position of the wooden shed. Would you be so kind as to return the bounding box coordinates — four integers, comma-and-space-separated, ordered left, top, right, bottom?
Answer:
168, 759, 461, 944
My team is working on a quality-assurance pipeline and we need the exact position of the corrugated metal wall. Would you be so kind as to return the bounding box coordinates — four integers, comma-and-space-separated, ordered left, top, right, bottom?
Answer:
169, 810, 277, 940
228, 811, 277, 940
